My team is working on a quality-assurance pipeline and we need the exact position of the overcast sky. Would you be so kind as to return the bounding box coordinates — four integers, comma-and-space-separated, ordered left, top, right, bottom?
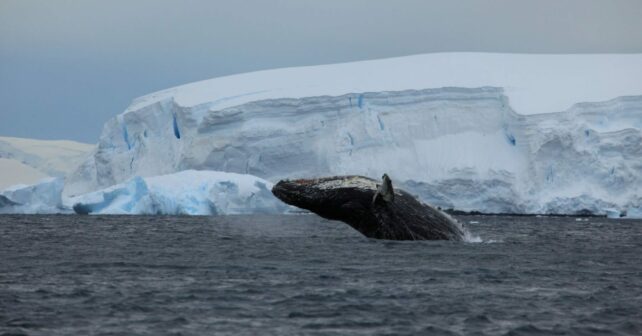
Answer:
1, 0, 641, 142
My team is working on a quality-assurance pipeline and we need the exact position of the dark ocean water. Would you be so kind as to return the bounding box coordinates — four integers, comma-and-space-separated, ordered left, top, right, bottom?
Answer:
0, 214, 641, 336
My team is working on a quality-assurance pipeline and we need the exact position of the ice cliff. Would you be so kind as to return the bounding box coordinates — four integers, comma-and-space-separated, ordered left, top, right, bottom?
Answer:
55, 53, 642, 216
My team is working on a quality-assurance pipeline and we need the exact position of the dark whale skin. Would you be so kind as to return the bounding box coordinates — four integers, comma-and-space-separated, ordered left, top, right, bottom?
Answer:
272, 176, 465, 241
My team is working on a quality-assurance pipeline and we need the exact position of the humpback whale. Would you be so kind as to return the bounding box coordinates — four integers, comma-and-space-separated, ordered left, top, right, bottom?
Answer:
272, 175, 465, 241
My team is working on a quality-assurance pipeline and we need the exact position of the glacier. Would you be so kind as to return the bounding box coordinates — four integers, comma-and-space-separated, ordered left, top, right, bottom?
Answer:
62, 53, 642, 217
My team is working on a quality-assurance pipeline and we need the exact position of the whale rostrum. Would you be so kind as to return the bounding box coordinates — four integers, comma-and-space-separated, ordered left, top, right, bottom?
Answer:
272, 175, 466, 241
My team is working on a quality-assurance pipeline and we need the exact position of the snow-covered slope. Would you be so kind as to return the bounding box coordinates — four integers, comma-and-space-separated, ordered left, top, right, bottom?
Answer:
0, 159, 49, 189
65, 53, 642, 216
0, 136, 94, 189
124, 53, 642, 117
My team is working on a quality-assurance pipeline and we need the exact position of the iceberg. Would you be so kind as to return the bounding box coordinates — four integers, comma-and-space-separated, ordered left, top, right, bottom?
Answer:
0, 178, 66, 214
625, 207, 642, 219
67, 170, 291, 215
0, 170, 290, 215
63, 53, 642, 216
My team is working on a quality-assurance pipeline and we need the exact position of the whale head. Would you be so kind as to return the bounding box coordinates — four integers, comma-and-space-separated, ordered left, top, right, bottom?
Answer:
271, 176, 379, 220
272, 175, 466, 241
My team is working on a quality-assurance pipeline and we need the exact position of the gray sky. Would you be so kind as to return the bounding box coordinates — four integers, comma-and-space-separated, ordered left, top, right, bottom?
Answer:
1, 0, 641, 142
